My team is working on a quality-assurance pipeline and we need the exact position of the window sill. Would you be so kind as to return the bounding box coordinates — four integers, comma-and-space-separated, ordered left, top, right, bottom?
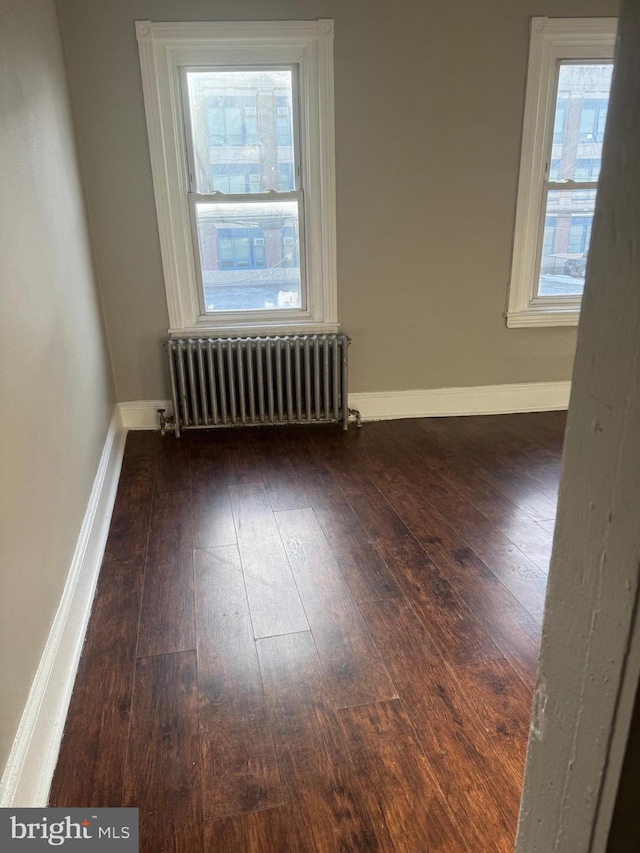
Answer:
169, 321, 340, 339
506, 305, 580, 328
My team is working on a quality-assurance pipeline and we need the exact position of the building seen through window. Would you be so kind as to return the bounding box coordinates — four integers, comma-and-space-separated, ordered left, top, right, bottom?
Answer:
539, 62, 612, 297
186, 69, 301, 313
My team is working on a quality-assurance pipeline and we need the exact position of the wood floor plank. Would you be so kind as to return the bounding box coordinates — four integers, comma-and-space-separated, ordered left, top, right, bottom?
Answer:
49, 559, 144, 807
442, 473, 554, 575
348, 436, 543, 679
308, 427, 383, 504
485, 461, 559, 522
229, 484, 309, 638
189, 441, 237, 549
415, 478, 548, 621
260, 430, 311, 512
154, 433, 192, 492
204, 807, 292, 853
336, 699, 467, 852
275, 508, 397, 708
389, 418, 556, 573
195, 545, 263, 703
122, 429, 157, 458
257, 632, 379, 852
360, 598, 525, 851
441, 544, 543, 686
491, 508, 554, 574
211, 429, 266, 486
311, 497, 402, 603
137, 550, 195, 658
146, 487, 194, 557
137, 490, 195, 657
486, 411, 566, 455
451, 657, 534, 737
401, 415, 561, 521
537, 518, 557, 536
191, 482, 237, 549
366, 418, 553, 600
459, 416, 561, 513
123, 651, 203, 852
365, 476, 542, 684
189, 433, 230, 477
195, 546, 282, 820
118, 431, 156, 484
350, 493, 502, 666
101, 469, 153, 565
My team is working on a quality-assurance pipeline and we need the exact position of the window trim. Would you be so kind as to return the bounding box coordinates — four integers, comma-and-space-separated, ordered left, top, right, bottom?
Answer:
135, 19, 337, 336
506, 17, 617, 329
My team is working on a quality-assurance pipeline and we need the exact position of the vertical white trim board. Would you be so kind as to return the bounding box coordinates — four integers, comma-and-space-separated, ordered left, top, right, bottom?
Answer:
0, 409, 127, 807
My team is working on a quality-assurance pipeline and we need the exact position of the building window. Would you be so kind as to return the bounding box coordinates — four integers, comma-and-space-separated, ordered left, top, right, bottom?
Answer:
506, 17, 616, 328
207, 95, 259, 147
216, 228, 266, 270
136, 20, 337, 335
578, 98, 608, 142
211, 165, 261, 194
276, 97, 293, 146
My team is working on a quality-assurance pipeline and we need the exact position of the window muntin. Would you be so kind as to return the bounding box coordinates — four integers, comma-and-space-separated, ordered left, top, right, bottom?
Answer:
506, 17, 616, 328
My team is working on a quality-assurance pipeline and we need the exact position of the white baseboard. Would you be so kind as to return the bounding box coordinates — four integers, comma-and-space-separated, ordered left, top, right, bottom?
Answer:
0, 409, 127, 807
117, 382, 570, 432
118, 399, 171, 430
350, 381, 571, 421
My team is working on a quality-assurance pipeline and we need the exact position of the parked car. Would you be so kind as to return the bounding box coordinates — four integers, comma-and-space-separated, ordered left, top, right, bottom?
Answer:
564, 252, 588, 277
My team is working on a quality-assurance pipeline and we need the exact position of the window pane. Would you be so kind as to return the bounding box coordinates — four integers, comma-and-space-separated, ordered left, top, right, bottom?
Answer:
551, 63, 613, 181
553, 100, 566, 143
195, 200, 302, 312
538, 189, 596, 297
186, 69, 296, 194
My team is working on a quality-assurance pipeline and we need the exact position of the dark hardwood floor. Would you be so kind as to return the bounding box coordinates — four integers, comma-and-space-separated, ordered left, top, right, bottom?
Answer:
49, 412, 565, 852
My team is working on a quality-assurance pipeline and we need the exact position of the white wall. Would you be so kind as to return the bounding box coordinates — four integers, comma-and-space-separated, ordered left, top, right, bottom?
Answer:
0, 0, 115, 775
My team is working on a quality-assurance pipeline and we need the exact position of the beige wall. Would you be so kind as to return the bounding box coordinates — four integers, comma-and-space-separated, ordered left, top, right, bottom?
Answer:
0, 0, 114, 772
55, 0, 619, 401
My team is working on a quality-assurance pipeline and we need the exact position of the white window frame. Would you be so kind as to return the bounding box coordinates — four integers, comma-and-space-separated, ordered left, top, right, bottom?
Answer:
135, 19, 337, 337
506, 17, 617, 328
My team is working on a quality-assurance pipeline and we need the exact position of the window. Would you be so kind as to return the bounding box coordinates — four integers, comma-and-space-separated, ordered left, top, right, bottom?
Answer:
136, 20, 337, 335
553, 100, 566, 143
507, 17, 616, 327
211, 165, 261, 194
207, 95, 258, 146
578, 98, 608, 142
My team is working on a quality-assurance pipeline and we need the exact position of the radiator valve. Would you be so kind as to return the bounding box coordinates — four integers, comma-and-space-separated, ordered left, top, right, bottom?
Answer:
157, 408, 175, 436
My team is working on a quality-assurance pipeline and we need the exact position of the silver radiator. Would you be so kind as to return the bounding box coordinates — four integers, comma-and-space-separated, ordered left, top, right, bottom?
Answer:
163, 334, 356, 437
